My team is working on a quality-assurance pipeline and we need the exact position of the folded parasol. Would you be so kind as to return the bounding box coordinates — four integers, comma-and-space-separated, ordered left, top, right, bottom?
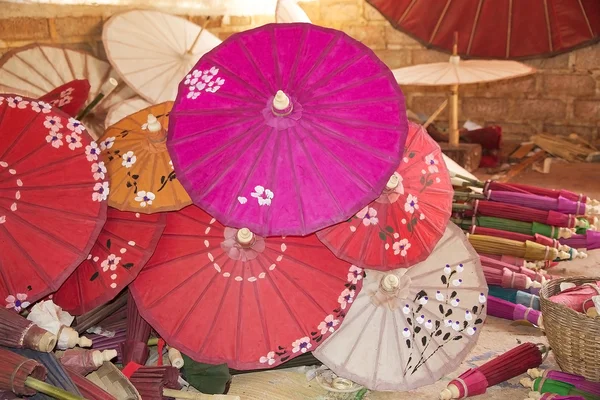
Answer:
168, 23, 408, 236
487, 295, 542, 326
318, 121, 452, 269
440, 342, 545, 399
528, 369, 600, 396
488, 286, 540, 310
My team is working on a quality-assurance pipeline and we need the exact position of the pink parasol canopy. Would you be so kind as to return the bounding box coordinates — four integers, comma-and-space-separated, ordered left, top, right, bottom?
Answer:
168, 23, 408, 236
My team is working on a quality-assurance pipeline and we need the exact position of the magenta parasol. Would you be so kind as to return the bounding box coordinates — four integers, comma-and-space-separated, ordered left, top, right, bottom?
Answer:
560, 231, 600, 251
168, 23, 408, 236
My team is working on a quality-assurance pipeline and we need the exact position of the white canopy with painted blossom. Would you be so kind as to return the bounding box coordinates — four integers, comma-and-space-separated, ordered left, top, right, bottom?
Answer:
313, 223, 488, 391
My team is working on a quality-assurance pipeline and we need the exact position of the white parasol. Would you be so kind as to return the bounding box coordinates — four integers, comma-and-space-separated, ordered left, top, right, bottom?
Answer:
0, 44, 140, 139
393, 37, 535, 147
313, 223, 488, 391
276, 0, 311, 23
102, 10, 222, 104
104, 98, 152, 129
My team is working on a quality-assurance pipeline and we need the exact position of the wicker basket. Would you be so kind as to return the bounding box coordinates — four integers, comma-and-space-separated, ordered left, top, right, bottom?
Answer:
540, 276, 600, 382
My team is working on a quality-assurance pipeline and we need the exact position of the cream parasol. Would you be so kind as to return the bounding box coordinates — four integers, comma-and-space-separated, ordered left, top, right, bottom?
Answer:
313, 223, 488, 391
102, 10, 222, 104
392, 36, 535, 147
275, 0, 312, 23
104, 98, 152, 129
0, 44, 141, 139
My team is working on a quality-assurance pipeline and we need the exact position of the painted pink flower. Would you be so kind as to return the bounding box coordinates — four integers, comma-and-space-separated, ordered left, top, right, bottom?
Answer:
338, 288, 355, 310
5, 293, 30, 312
393, 239, 411, 257
356, 206, 378, 226
291, 337, 312, 354
318, 315, 339, 334
347, 265, 363, 284
259, 351, 276, 365
220, 227, 265, 261
425, 154, 439, 173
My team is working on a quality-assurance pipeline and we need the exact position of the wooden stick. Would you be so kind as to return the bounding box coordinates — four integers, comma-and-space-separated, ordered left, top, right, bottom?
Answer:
423, 99, 448, 128
162, 389, 240, 400
448, 84, 460, 147
25, 377, 85, 400
499, 150, 547, 183
187, 17, 210, 54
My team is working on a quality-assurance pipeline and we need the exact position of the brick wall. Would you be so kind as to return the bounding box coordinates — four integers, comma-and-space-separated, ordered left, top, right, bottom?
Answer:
1, 0, 599, 141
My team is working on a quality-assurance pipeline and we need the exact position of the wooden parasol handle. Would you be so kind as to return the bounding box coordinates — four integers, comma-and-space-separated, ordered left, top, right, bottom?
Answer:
25, 377, 86, 400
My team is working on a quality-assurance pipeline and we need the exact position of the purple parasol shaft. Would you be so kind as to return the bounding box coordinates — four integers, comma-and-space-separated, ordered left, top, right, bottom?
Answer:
560, 231, 600, 251
472, 200, 575, 228
487, 296, 542, 326
485, 182, 587, 204
485, 191, 586, 215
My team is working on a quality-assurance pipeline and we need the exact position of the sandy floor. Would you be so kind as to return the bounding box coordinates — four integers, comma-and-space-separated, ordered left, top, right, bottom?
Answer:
227, 163, 600, 400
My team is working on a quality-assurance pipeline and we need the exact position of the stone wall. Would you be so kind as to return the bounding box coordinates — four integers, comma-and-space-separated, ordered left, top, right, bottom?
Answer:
0, 0, 599, 141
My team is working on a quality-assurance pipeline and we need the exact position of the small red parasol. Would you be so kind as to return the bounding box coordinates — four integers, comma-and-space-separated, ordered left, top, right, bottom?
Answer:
38, 80, 90, 118
317, 121, 453, 270
0, 94, 107, 308
52, 209, 166, 315
440, 342, 546, 399
130, 205, 362, 370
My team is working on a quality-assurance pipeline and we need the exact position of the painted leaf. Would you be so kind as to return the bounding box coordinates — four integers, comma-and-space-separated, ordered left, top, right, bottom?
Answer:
90, 272, 99, 281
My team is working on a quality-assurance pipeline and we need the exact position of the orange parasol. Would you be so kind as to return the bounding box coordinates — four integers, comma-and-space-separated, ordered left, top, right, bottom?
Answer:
98, 102, 191, 213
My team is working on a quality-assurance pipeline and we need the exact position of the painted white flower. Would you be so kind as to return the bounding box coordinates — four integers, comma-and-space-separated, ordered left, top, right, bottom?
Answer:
452, 321, 461, 331
265, 189, 274, 199
259, 351, 276, 366
404, 194, 419, 214
85, 142, 101, 161
135, 191, 155, 207
402, 304, 410, 315
66, 133, 82, 150
101, 254, 121, 272
59, 96, 72, 107
187, 91, 200, 100
258, 197, 271, 206
425, 154, 439, 173
169, 160, 174, 170
67, 118, 85, 134
466, 326, 477, 336
347, 265, 363, 284
291, 337, 312, 354
195, 82, 207, 91
93, 182, 109, 202
356, 206, 378, 226
91, 162, 107, 180
465, 310, 473, 321
61, 88, 74, 97
457, 264, 464, 273
416, 315, 425, 324
338, 288, 355, 310
31, 101, 52, 113
436, 291, 444, 301
44, 116, 63, 132
251, 185, 274, 206
402, 328, 411, 338
452, 279, 463, 287
209, 66, 219, 75
393, 239, 411, 256
444, 264, 452, 276
121, 151, 137, 168
318, 315, 339, 334
100, 137, 115, 151
5, 293, 30, 312
7, 96, 29, 109
451, 298, 460, 307
424, 319, 433, 330
46, 131, 63, 148
419, 296, 428, 305
479, 293, 487, 303
444, 319, 453, 327
0, 96, 4, 106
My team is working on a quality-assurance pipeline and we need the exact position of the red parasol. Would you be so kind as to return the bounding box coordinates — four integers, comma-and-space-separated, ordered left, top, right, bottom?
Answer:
130, 205, 362, 370
0, 307, 56, 352
38, 80, 90, 118
52, 209, 166, 315
367, 0, 600, 59
479, 255, 557, 283
0, 95, 107, 308
317, 121, 453, 270
440, 342, 545, 399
